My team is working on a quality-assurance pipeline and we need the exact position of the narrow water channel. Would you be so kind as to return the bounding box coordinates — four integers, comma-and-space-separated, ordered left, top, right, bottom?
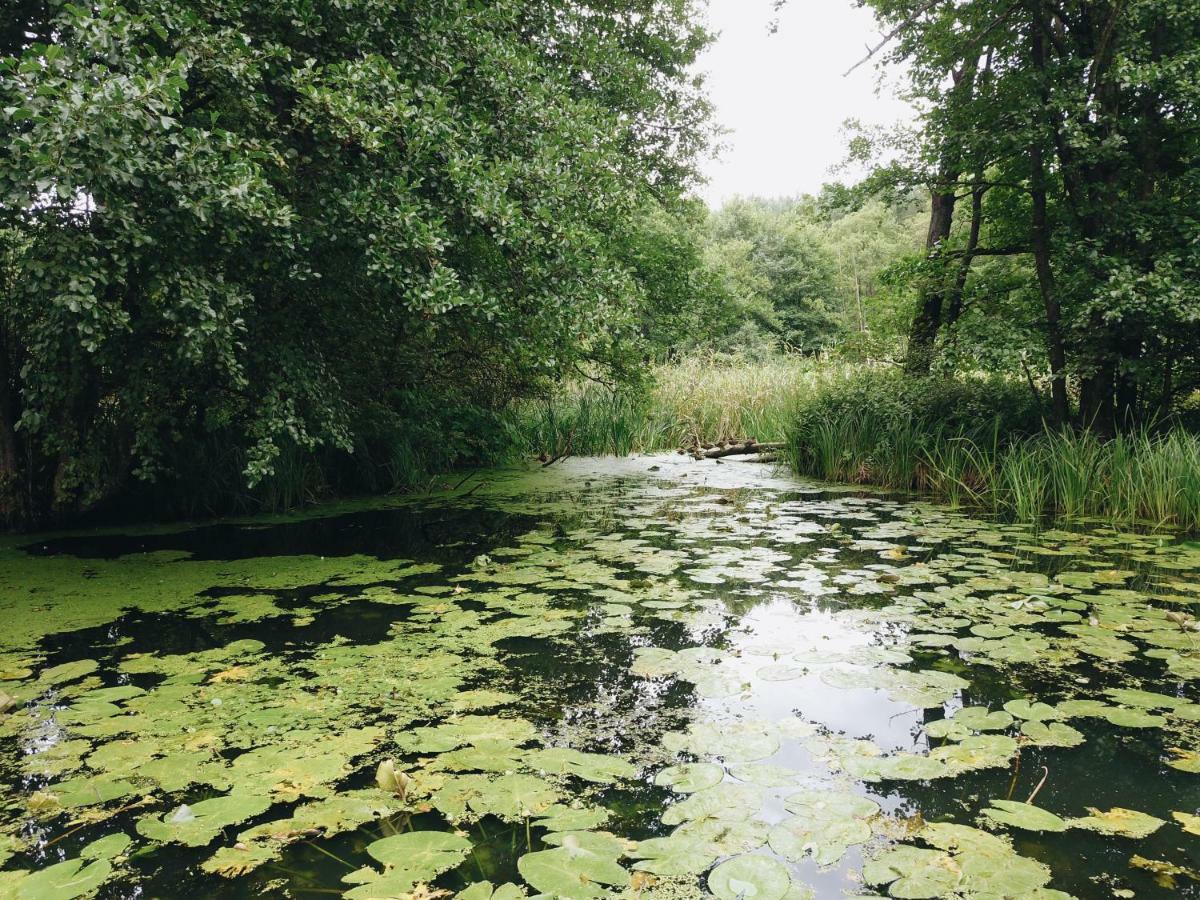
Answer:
1, 456, 1198, 899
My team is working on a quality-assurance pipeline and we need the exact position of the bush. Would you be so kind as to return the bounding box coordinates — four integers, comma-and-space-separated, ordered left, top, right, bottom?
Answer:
787, 369, 1046, 487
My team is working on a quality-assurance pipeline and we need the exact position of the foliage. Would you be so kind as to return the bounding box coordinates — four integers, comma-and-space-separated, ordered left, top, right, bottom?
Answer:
849, 0, 1200, 431
0, 0, 713, 526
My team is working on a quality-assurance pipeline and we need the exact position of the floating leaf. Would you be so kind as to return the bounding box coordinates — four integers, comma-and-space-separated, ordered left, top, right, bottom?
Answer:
4, 858, 112, 900
708, 854, 792, 900
661, 783, 763, 826
366, 830, 473, 880
982, 800, 1068, 833
1003, 699, 1060, 722
524, 747, 635, 784
457, 882, 526, 900
1103, 708, 1166, 729
654, 763, 724, 794
863, 845, 962, 898
137, 794, 272, 847
79, 833, 131, 862
1167, 748, 1200, 773
517, 845, 628, 898
1020, 721, 1085, 748
1173, 811, 1200, 836
1067, 807, 1166, 839
953, 707, 1014, 731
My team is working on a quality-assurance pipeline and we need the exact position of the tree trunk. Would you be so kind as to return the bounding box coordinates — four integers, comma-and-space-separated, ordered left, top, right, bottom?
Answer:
0, 330, 24, 529
1029, 0, 1070, 427
904, 185, 957, 374
943, 181, 984, 329
903, 61, 978, 374
1080, 368, 1116, 437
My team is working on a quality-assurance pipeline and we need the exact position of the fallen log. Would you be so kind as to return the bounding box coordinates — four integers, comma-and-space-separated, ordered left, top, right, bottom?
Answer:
701, 441, 785, 459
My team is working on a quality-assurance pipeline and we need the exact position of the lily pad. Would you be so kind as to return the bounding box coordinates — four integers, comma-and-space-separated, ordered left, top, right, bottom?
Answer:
1003, 699, 1060, 722
982, 800, 1069, 832
1020, 721, 1085, 748
524, 747, 635, 784
5, 858, 113, 900
863, 845, 962, 898
708, 854, 792, 900
654, 763, 724, 794
366, 830, 473, 879
1067, 806, 1166, 838
137, 794, 273, 847
517, 844, 628, 898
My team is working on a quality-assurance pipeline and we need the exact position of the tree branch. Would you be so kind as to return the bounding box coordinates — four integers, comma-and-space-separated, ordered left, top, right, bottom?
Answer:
843, 0, 944, 77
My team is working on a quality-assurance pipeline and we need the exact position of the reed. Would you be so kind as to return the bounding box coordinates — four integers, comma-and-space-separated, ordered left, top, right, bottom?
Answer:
513, 356, 1200, 531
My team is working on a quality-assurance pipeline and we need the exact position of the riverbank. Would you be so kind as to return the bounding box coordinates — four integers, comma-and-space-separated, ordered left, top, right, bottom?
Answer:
511, 359, 1200, 531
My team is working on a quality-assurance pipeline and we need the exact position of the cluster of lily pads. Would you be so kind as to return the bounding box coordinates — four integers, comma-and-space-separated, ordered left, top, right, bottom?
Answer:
0, 456, 1198, 898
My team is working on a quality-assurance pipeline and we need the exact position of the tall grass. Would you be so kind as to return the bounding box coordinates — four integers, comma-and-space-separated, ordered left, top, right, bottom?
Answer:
788, 415, 1200, 531
507, 354, 845, 457
515, 356, 1200, 531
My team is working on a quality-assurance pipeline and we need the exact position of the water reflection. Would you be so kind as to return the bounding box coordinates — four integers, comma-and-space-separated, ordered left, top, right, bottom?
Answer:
0, 456, 1198, 898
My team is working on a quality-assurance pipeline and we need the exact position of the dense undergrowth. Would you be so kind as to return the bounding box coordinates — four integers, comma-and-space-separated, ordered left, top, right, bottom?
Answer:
511, 358, 1200, 531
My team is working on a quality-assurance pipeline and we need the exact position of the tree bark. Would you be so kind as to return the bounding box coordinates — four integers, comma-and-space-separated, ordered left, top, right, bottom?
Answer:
1029, 0, 1071, 427
903, 61, 978, 374
0, 325, 24, 529
943, 181, 985, 329
904, 185, 958, 374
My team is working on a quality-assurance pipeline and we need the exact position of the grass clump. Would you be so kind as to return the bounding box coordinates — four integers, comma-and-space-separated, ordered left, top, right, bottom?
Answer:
507, 354, 835, 457
516, 357, 1200, 531
784, 368, 1200, 530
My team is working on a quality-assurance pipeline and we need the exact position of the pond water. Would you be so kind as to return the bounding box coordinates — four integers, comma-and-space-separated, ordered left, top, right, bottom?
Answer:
1, 455, 1199, 900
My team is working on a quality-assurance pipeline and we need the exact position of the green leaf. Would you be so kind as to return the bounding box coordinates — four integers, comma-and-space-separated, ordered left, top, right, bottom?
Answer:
982, 800, 1069, 832
654, 763, 724, 793
708, 854, 793, 900
136, 795, 273, 847
366, 830, 473, 880
517, 844, 628, 898
863, 845, 962, 898
1066, 807, 1166, 839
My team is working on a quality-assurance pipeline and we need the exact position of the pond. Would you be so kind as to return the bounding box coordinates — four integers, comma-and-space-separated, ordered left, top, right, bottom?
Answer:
1, 455, 1199, 899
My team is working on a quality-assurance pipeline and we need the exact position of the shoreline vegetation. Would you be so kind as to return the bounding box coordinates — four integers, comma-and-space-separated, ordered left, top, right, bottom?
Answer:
509, 357, 1200, 532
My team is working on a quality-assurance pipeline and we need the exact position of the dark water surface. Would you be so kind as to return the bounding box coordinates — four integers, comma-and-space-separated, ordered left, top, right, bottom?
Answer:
1, 456, 1199, 899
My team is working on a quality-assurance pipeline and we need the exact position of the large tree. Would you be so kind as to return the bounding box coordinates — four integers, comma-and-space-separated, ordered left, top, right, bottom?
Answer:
0, 0, 713, 525
856, 0, 1200, 431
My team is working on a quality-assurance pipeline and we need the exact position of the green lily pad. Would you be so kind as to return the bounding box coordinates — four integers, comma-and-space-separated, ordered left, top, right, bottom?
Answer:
982, 800, 1068, 832
708, 854, 792, 900
6, 858, 113, 900
535, 805, 610, 832
654, 763, 724, 794
79, 833, 131, 862
517, 844, 628, 898
1174, 811, 1200, 835
863, 845, 962, 898
136, 794, 273, 847
663, 721, 780, 763
366, 830, 473, 879
457, 882, 525, 900
1003, 699, 1060, 722
953, 707, 1014, 731
630, 834, 717, 876
1167, 748, 1200, 773
1067, 807, 1166, 838
1020, 721, 1085, 748
524, 747, 635, 784
1103, 708, 1167, 729
661, 783, 763, 826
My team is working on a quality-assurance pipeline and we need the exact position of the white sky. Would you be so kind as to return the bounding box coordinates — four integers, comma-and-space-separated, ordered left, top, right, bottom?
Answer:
695, 0, 914, 207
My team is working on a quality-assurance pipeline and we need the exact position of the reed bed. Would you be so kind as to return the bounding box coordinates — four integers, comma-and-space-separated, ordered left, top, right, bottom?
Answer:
513, 357, 1200, 531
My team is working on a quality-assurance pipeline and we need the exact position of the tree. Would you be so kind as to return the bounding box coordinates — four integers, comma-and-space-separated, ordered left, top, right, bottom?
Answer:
706, 198, 839, 352
0, 0, 713, 525
853, 0, 1200, 431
